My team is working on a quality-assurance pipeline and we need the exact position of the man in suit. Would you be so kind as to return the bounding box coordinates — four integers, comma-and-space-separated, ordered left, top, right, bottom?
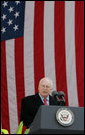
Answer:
20, 77, 61, 128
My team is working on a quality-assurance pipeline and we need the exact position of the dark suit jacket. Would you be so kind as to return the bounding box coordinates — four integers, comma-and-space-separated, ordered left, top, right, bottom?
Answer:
20, 92, 60, 127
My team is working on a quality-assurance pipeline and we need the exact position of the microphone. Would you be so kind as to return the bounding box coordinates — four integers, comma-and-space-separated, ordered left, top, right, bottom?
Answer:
51, 91, 60, 104
58, 91, 66, 105
52, 91, 66, 106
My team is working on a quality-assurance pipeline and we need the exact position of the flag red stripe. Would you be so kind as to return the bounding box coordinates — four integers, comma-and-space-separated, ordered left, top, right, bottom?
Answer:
34, 1, 45, 93
1, 42, 10, 133
75, 1, 84, 107
15, 37, 25, 124
54, 1, 68, 106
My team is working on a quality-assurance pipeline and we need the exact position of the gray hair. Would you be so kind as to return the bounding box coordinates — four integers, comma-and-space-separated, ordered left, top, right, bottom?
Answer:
39, 77, 53, 88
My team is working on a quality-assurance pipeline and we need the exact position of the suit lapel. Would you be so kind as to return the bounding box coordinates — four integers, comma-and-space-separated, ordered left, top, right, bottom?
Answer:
49, 95, 55, 105
35, 93, 44, 106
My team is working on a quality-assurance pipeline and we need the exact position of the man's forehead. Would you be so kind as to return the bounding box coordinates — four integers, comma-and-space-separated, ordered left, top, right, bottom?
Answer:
40, 79, 51, 85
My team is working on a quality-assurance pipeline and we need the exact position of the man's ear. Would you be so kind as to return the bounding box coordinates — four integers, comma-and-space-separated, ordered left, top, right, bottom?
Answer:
38, 85, 39, 91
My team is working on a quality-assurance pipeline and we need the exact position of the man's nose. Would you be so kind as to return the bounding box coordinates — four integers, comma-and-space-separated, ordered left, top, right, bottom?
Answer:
43, 86, 46, 89
44, 86, 48, 89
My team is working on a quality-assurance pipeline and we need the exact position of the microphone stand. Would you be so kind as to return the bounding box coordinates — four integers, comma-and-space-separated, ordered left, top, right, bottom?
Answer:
57, 91, 66, 106
59, 96, 66, 106
54, 95, 60, 105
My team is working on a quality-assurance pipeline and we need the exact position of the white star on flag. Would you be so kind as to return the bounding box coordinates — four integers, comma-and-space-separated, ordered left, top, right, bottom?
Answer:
1, 14, 7, 21
1, 27, 6, 34
8, 7, 14, 13
14, 12, 20, 18
2, 1, 8, 7
7, 19, 13, 26
13, 25, 19, 31
15, 1, 20, 5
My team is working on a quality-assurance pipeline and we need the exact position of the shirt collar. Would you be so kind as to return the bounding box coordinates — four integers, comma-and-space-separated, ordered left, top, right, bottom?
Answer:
39, 93, 49, 101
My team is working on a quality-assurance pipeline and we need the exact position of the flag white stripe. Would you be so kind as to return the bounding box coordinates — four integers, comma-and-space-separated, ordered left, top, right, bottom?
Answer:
24, 1, 35, 96
6, 40, 18, 134
65, 1, 79, 106
44, 1, 57, 91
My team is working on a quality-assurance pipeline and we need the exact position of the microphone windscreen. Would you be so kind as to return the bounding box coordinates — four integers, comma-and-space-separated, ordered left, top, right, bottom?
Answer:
51, 91, 58, 97
58, 91, 65, 97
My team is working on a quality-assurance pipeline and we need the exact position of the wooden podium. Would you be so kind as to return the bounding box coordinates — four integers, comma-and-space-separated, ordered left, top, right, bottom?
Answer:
29, 105, 84, 134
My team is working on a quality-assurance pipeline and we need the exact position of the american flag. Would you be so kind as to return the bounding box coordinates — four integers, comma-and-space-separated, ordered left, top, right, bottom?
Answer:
1, 1, 84, 134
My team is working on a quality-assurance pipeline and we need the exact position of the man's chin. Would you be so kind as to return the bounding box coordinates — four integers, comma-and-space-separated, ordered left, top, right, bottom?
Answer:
42, 93, 49, 98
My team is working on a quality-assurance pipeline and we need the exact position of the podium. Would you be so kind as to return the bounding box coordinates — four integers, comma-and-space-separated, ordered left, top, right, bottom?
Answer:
29, 105, 84, 134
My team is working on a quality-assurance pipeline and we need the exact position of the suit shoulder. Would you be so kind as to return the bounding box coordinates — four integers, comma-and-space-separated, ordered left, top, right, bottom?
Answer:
21, 94, 35, 102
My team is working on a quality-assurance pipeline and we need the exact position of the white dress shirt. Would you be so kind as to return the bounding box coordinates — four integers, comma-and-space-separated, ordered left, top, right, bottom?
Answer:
39, 93, 49, 105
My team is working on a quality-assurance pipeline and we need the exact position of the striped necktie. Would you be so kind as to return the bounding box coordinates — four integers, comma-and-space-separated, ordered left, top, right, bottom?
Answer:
43, 98, 48, 105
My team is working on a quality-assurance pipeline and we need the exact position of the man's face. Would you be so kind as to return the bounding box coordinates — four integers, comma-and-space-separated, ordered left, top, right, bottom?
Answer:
38, 79, 52, 98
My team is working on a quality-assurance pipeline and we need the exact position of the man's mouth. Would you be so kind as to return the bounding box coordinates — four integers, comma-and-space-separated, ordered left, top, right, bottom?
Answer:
43, 91, 48, 94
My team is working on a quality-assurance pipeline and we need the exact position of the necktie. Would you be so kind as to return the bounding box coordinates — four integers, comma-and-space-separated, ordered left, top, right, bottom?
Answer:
44, 98, 48, 105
